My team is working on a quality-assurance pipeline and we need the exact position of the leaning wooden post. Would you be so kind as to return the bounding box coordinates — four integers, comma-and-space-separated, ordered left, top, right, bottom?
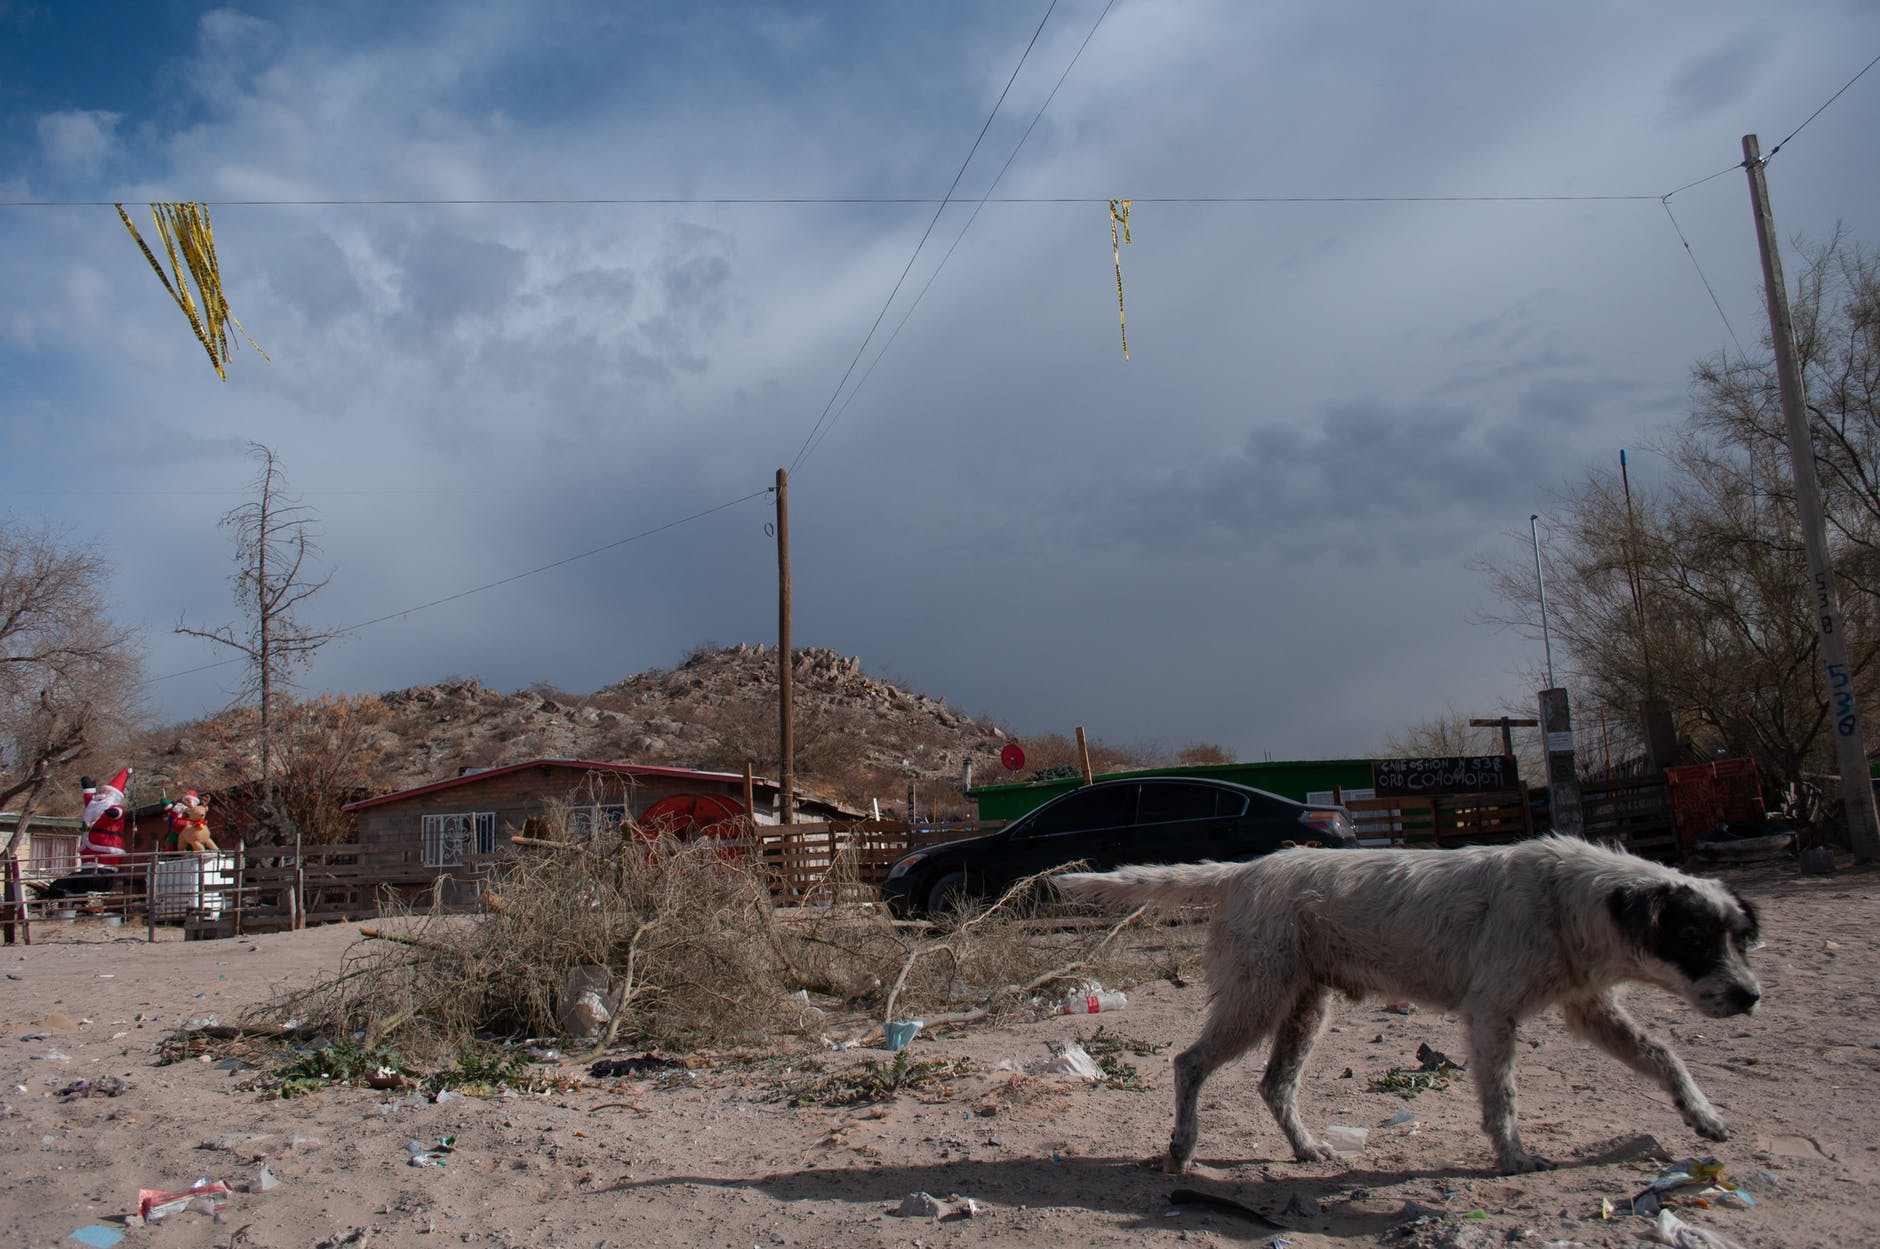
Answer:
1075, 726, 1094, 784
232, 841, 246, 938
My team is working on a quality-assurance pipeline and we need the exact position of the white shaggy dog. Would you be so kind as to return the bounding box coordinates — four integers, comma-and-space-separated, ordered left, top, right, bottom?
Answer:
1056, 836, 1762, 1175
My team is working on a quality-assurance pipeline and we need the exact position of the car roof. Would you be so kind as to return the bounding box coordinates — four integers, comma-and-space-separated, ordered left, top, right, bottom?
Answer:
1033, 775, 1312, 806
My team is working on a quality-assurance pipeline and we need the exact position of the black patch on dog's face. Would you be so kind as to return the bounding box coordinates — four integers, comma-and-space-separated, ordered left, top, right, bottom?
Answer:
1609, 882, 1758, 981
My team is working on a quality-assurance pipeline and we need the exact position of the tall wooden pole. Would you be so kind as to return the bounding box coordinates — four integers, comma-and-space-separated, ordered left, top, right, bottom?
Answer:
775, 469, 795, 825
1743, 133, 1880, 861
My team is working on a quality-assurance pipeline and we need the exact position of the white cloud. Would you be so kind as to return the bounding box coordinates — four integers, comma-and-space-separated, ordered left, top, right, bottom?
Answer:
35, 108, 120, 175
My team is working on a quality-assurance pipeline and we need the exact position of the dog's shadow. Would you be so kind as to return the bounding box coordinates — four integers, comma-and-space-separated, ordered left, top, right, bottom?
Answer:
613, 1150, 1603, 1240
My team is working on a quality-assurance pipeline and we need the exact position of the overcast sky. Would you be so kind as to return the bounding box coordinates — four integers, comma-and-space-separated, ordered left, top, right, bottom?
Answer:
4, 1, 1878, 764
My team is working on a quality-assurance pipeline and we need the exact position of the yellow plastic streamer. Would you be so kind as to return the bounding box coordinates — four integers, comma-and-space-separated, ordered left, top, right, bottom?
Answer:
1108, 198, 1132, 360
116, 202, 267, 380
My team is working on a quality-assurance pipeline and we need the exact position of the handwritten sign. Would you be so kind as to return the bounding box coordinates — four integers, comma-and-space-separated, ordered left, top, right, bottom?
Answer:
1372, 755, 1516, 796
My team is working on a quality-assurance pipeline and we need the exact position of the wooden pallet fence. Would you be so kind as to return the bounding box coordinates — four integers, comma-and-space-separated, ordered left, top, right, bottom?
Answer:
759, 820, 993, 902
1342, 790, 1532, 848
1582, 775, 1678, 861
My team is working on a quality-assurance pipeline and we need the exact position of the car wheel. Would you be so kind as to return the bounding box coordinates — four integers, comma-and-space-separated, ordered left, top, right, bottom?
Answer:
925, 871, 973, 916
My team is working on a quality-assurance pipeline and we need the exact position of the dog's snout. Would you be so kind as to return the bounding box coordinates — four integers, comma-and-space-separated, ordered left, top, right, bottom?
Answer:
1723, 983, 1761, 1015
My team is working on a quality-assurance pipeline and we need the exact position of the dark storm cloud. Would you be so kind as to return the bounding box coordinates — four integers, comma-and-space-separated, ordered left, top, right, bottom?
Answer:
1663, 30, 1766, 118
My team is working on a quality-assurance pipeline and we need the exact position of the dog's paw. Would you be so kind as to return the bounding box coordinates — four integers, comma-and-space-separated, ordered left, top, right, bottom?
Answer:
1497, 1150, 1556, 1175
1160, 1153, 1194, 1176
1688, 1111, 1731, 1141
1292, 1138, 1342, 1164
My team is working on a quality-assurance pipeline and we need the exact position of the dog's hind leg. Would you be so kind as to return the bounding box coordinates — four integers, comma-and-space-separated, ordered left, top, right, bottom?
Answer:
1562, 993, 1729, 1141
1166, 987, 1275, 1174
1465, 1012, 1552, 1174
1259, 985, 1338, 1163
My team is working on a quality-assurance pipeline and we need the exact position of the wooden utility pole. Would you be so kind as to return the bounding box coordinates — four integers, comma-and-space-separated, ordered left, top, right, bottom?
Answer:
1075, 726, 1094, 784
1743, 134, 1880, 862
1471, 716, 1537, 757
775, 469, 795, 825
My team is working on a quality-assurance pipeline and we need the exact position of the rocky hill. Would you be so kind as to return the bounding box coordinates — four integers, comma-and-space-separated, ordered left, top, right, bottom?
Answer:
130, 645, 1172, 820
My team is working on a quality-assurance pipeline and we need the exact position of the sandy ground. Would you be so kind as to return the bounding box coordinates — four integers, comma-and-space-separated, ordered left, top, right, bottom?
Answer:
4, 858, 1877, 1249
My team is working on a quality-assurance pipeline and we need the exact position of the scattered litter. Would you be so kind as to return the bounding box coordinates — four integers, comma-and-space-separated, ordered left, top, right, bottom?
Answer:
376, 1091, 428, 1114
556, 966, 614, 1041
405, 1136, 457, 1167
56, 1077, 128, 1099
248, 1166, 279, 1193
1630, 1157, 1755, 1216
137, 1178, 231, 1220
435, 1089, 466, 1104
1416, 1041, 1463, 1071
589, 1053, 698, 1078
1379, 1105, 1420, 1135
66, 1227, 125, 1248
1032, 1041, 1103, 1081
1060, 989, 1127, 1014
1167, 1188, 1288, 1229
1322, 1124, 1369, 1155
1646, 1208, 1748, 1248
34, 1051, 72, 1062
212, 1058, 247, 1073
884, 1021, 925, 1052
1382, 1001, 1417, 1015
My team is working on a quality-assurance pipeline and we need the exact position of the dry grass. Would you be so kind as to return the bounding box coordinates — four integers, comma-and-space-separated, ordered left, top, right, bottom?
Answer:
257, 824, 1202, 1070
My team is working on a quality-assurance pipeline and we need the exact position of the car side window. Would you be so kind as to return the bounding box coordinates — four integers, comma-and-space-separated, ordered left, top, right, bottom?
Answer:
1136, 782, 1223, 823
1018, 785, 1138, 837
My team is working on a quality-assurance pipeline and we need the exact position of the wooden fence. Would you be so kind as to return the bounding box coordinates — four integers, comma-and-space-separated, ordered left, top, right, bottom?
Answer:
1342, 790, 1533, 847
759, 820, 991, 902
1581, 775, 1678, 860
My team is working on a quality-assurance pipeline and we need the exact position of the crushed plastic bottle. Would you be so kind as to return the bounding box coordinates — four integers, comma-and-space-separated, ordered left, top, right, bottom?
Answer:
1060, 990, 1127, 1014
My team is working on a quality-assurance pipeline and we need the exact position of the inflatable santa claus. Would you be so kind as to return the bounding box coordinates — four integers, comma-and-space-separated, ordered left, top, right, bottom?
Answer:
78, 767, 133, 872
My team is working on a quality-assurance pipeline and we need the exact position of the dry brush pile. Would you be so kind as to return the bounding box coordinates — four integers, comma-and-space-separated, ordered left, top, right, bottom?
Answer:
259, 828, 1197, 1069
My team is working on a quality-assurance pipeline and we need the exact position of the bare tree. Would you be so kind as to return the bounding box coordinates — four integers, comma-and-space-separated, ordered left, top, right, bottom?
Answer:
177, 443, 342, 843
1, 525, 143, 855
1480, 232, 1880, 799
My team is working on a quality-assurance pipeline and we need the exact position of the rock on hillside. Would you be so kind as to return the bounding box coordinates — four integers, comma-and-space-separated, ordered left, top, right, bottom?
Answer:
142, 645, 1019, 817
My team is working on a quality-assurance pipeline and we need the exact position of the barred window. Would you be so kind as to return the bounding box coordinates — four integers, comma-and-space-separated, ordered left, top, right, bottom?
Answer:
421, 812, 496, 866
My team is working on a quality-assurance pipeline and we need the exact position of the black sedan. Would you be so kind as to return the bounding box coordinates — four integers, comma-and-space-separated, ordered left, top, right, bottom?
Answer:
881, 775, 1358, 918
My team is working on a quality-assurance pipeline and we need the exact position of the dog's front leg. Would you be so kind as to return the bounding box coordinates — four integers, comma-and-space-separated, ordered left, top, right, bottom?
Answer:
1562, 994, 1729, 1141
1466, 1013, 1552, 1174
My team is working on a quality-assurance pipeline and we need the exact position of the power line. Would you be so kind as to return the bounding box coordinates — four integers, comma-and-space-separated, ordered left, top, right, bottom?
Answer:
800, 0, 1121, 467
1765, 50, 1880, 162
0, 192, 1663, 208
1660, 198, 1747, 359
141, 486, 771, 687
787, 0, 1065, 476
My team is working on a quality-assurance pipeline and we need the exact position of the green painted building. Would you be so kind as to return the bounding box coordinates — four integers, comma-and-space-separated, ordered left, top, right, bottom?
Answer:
968, 758, 1376, 822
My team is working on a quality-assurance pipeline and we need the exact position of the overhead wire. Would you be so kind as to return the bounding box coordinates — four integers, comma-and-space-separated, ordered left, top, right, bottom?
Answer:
786, 0, 1063, 476
799, 0, 1121, 468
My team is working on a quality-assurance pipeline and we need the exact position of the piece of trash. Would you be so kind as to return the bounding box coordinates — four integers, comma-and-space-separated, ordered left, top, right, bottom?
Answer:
435, 1089, 466, 1103
405, 1136, 457, 1167
212, 1058, 247, 1073
1647, 1207, 1749, 1249
884, 1021, 925, 1052
948, 1196, 981, 1220
250, 1166, 279, 1193
1631, 1157, 1755, 1216
57, 1077, 128, 1099
1599, 1197, 1616, 1220
67, 1226, 125, 1248
1322, 1124, 1369, 1155
1060, 990, 1127, 1014
35, 1051, 72, 1062
1382, 1001, 1416, 1015
1463, 1210, 1487, 1219
1033, 1040, 1103, 1081
1379, 1106, 1420, 1134
138, 1178, 231, 1220
1415, 1042, 1462, 1070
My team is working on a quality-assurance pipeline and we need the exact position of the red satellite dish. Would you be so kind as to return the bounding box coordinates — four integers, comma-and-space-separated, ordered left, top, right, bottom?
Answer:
637, 792, 748, 860
1000, 743, 1026, 774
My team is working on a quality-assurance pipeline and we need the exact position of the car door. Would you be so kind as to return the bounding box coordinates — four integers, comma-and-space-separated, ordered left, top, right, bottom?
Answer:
1219, 789, 1309, 858
994, 783, 1140, 888
1127, 780, 1243, 864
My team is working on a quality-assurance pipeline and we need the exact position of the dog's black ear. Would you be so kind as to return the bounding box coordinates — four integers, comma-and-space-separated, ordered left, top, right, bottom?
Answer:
1724, 883, 1761, 945
1608, 883, 1664, 947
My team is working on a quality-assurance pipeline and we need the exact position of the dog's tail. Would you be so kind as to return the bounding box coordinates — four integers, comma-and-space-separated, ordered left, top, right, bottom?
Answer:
1055, 860, 1244, 908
